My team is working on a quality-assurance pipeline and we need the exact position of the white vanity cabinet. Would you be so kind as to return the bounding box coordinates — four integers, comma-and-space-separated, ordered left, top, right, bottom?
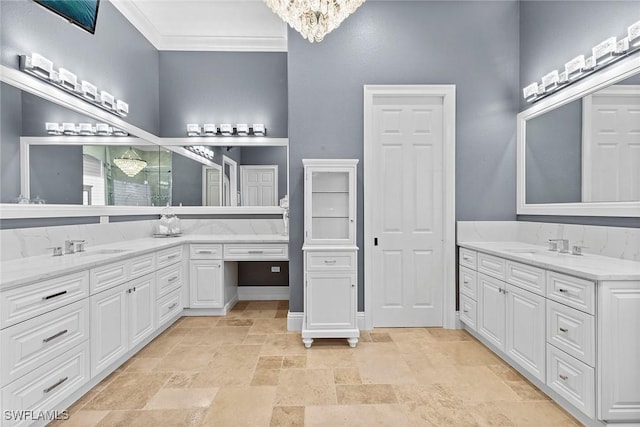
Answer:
301, 159, 359, 348
189, 244, 224, 309
458, 245, 640, 426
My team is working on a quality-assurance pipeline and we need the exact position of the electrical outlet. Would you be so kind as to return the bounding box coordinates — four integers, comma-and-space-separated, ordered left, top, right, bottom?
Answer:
271, 266, 281, 273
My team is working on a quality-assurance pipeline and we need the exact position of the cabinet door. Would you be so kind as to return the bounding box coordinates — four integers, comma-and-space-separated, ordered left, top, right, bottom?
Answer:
506, 284, 546, 382
189, 260, 223, 308
478, 273, 506, 351
598, 281, 640, 421
305, 165, 356, 245
90, 283, 127, 377
128, 274, 156, 349
306, 273, 356, 330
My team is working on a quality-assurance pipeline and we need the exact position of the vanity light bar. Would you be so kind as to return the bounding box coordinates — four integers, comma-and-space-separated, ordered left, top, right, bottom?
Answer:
184, 145, 215, 160
19, 53, 129, 118
45, 122, 129, 137
185, 123, 267, 137
523, 19, 640, 103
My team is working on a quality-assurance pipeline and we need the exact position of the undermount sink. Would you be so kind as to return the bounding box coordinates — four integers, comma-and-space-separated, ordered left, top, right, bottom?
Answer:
503, 248, 540, 255
78, 249, 129, 255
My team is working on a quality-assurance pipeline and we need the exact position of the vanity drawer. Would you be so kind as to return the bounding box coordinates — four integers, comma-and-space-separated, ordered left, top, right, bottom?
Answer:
156, 288, 182, 328
547, 271, 595, 315
157, 263, 183, 299
90, 261, 129, 294
459, 266, 478, 300
224, 243, 288, 260
157, 246, 183, 268
130, 253, 156, 279
546, 344, 595, 418
0, 271, 89, 329
306, 251, 356, 271
477, 253, 506, 281
0, 300, 89, 387
506, 260, 545, 296
190, 244, 223, 260
459, 248, 477, 270
459, 294, 477, 331
1, 341, 89, 426
547, 300, 594, 366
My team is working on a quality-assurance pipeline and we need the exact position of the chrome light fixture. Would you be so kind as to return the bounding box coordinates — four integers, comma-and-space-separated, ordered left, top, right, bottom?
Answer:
236, 123, 249, 136
253, 123, 266, 136
630, 20, 640, 47
113, 147, 147, 177
263, 0, 366, 42
220, 124, 233, 136
203, 123, 217, 136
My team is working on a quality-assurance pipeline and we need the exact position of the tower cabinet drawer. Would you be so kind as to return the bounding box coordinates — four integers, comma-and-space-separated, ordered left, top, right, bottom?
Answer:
156, 263, 183, 299
90, 261, 129, 294
547, 300, 594, 366
1, 341, 90, 426
506, 260, 545, 296
157, 246, 183, 268
156, 288, 182, 328
0, 271, 89, 329
224, 243, 288, 260
190, 244, 223, 260
306, 251, 356, 271
477, 253, 506, 281
459, 248, 477, 270
459, 266, 478, 300
547, 344, 595, 418
459, 293, 477, 331
0, 300, 89, 387
547, 271, 595, 315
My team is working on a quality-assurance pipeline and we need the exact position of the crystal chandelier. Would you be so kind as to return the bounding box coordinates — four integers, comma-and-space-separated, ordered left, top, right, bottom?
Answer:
264, 0, 366, 42
113, 147, 147, 177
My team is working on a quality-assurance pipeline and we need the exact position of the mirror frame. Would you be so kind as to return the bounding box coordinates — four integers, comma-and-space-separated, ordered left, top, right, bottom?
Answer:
517, 54, 640, 217
0, 65, 287, 219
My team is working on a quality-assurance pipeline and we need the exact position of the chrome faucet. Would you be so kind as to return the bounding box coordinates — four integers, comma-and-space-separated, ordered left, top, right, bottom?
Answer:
64, 239, 75, 254
549, 239, 569, 253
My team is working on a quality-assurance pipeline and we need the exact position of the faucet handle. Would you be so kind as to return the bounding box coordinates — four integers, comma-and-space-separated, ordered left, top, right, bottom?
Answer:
572, 245, 587, 256
548, 239, 561, 251
71, 240, 86, 252
47, 246, 63, 256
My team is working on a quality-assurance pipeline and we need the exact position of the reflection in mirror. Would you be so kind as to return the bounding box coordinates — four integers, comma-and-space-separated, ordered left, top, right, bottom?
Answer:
525, 72, 640, 204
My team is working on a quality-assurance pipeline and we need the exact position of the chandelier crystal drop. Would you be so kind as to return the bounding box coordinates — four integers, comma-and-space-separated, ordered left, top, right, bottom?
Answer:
113, 147, 147, 177
264, 0, 366, 42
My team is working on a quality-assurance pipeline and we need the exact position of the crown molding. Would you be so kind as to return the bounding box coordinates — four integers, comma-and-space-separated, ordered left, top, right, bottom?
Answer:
111, 0, 287, 52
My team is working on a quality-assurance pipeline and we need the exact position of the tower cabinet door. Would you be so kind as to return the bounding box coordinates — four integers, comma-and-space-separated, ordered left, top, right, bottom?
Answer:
506, 283, 546, 382
306, 272, 356, 330
189, 260, 223, 308
90, 283, 127, 377
128, 274, 156, 349
478, 273, 506, 351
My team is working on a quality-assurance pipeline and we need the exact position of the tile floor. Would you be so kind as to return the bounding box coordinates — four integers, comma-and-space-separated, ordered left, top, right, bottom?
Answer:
51, 301, 582, 427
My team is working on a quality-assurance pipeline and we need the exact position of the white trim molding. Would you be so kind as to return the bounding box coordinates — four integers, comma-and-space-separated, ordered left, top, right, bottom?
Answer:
288, 311, 366, 332
363, 84, 457, 331
237, 286, 289, 301
517, 54, 640, 217
111, 0, 287, 52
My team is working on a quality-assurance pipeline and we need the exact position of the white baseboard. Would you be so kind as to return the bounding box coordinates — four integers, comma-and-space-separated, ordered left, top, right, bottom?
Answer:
238, 286, 289, 301
183, 295, 238, 316
288, 311, 367, 331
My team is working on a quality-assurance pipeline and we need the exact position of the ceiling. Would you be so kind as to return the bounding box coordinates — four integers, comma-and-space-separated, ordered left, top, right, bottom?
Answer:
111, 0, 288, 52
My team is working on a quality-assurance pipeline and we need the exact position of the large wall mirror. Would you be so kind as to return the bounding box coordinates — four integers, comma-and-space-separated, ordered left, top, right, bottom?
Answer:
0, 68, 288, 218
517, 55, 640, 217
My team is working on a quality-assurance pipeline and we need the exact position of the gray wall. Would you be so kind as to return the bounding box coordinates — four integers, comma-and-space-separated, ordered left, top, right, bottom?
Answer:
525, 99, 582, 204
29, 145, 83, 204
1, 0, 160, 134
518, 0, 640, 227
171, 153, 203, 207
1, 83, 22, 203
240, 147, 287, 200
288, 1, 520, 311
158, 52, 288, 138
21, 92, 99, 136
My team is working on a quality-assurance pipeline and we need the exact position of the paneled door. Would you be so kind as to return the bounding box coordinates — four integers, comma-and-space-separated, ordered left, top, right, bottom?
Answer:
241, 166, 278, 206
366, 87, 448, 327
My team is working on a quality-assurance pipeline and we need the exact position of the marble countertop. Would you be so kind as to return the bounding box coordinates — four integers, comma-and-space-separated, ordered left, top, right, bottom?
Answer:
458, 241, 640, 281
0, 234, 289, 291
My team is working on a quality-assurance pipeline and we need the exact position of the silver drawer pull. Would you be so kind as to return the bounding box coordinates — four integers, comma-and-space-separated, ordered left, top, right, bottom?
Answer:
168, 302, 178, 310
167, 254, 179, 259
168, 276, 179, 282
463, 309, 469, 313
463, 280, 469, 284
324, 260, 337, 264
559, 327, 569, 333
42, 290, 67, 301
43, 376, 68, 393
559, 374, 568, 381
43, 329, 68, 343
248, 250, 264, 254
558, 288, 569, 293
197, 250, 213, 254
463, 256, 471, 260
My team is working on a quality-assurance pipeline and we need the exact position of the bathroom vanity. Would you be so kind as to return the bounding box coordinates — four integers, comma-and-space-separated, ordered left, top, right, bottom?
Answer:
457, 239, 640, 427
